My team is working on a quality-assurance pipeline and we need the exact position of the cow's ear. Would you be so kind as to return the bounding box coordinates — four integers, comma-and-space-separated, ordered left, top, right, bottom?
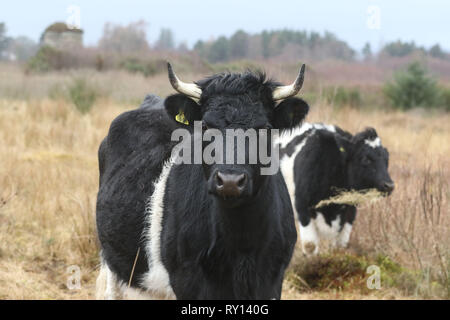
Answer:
272, 97, 309, 131
317, 130, 353, 161
164, 94, 202, 127
334, 134, 353, 161
352, 127, 378, 144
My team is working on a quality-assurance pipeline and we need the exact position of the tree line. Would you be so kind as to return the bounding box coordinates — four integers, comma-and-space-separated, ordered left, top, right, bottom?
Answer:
0, 21, 448, 63
194, 29, 356, 62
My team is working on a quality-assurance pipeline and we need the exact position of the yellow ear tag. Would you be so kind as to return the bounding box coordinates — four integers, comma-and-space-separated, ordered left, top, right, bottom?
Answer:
175, 110, 189, 125
339, 147, 345, 153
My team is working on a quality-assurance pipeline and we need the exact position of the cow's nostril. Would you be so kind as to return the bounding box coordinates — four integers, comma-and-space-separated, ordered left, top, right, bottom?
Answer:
384, 181, 395, 192
214, 172, 247, 198
216, 172, 224, 187
237, 174, 247, 188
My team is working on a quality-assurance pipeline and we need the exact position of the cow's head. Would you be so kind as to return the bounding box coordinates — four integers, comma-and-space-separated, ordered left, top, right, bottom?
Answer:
339, 128, 394, 194
165, 63, 309, 206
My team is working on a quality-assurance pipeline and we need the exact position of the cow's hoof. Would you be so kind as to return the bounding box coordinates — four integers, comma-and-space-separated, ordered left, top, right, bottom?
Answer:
303, 242, 317, 255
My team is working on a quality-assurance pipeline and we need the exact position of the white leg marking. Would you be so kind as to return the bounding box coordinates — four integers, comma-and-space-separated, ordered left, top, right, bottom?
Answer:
141, 158, 176, 299
119, 283, 175, 300
96, 263, 119, 300
95, 264, 107, 300
105, 265, 119, 300
315, 212, 341, 248
299, 221, 320, 255
337, 223, 353, 248
95, 262, 174, 300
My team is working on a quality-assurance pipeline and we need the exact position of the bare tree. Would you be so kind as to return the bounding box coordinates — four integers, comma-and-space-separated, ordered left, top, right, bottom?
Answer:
98, 20, 149, 53
9, 36, 38, 61
362, 42, 372, 61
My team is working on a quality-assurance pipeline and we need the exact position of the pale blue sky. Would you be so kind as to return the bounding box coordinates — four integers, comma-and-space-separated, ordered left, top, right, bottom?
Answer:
2, 0, 449, 52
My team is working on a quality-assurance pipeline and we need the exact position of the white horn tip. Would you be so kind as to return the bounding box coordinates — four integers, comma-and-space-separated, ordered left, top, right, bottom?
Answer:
272, 63, 306, 101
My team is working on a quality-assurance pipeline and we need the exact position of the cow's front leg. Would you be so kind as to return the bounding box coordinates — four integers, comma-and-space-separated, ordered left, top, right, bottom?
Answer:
336, 223, 353, 248
299, 220, 320, 255
336, 206, 356, 249
96, 262, 120, 300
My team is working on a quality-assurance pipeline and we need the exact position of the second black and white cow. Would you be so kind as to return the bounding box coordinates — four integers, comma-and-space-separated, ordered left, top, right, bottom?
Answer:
278, 123, 394, 255
95, 63, 310, 299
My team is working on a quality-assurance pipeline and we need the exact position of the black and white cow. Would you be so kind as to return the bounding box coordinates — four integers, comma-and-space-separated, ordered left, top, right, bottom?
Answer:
95, 63, 310, 299
277, 123, 394, 255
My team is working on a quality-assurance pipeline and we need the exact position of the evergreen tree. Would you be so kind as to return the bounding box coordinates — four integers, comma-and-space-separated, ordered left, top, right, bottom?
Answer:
155, 28, 175, 50
362, 42, 372, 60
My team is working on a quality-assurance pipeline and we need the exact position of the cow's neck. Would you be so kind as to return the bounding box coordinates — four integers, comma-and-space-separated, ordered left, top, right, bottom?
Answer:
327, 161, 349, 196
212, 177, 274, 252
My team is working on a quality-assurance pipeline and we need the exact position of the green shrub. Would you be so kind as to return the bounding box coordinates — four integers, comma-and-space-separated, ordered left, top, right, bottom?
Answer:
27, 46, 100, 73
287, 252, 419, 295
120, 58, 147, 75
119, 57, 166, 77
48, 83, 67, 100
441, 88, 450, 111
384, 62, 442, 109
301, 92, 319, 105
68, 78, 97, 114
324, 86, 362, 108
287, 252, 368, 291
26, 46, 62, 73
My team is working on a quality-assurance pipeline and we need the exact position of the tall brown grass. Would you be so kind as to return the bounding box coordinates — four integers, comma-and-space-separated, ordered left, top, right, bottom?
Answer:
0, 98, 123, 299
283, 103, 450, 299
353, 164, 449, 298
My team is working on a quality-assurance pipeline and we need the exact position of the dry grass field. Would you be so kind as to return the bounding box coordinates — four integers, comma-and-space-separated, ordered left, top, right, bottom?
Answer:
0, 64, 449, 300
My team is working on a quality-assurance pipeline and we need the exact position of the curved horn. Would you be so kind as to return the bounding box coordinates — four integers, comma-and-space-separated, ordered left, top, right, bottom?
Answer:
167, 62, 202, 99
272, 64, 305, 101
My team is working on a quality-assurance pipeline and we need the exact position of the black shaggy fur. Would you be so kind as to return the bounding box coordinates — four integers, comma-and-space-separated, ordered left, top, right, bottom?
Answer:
96, 69, 310, 299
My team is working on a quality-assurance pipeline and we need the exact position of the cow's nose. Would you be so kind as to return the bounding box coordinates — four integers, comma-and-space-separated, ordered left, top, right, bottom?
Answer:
214, 172, 247, 197
383, 181, 395, 192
